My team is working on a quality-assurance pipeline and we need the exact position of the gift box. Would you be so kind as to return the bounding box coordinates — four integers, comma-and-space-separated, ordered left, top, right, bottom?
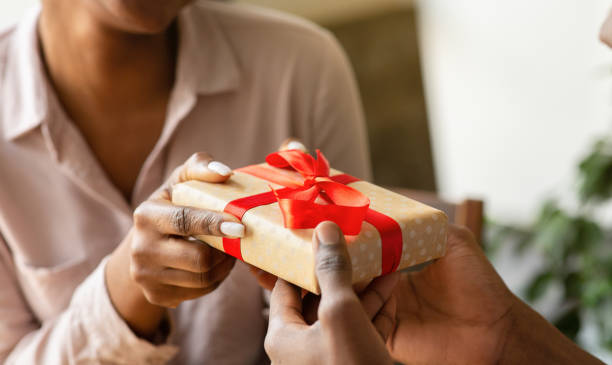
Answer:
172, 149, 448, 294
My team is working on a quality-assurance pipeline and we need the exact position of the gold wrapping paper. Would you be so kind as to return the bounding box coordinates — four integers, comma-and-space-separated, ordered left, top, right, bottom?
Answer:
172, 165, 448, 294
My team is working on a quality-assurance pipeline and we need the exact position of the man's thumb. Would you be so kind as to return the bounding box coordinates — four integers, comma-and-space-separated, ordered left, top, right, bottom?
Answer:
314, 221, 353, 294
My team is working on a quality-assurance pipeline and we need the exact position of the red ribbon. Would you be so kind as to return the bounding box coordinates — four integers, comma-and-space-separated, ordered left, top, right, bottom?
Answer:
222, 150, 403, 275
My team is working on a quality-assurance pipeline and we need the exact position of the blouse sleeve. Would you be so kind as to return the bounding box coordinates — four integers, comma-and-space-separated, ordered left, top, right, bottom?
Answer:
0, 235, 177, 365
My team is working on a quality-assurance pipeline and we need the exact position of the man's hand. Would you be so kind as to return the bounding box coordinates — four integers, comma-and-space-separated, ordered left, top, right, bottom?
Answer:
265, 221, 398, 365
389, 225, 605, 365
388, 225, 515, 364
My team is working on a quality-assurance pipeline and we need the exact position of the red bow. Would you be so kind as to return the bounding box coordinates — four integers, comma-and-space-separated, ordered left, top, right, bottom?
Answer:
244, 150, 370, 235
226, 149, 402, 275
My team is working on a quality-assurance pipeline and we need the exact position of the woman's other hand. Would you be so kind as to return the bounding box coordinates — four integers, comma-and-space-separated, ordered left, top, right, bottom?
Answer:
105, 152, 243, 338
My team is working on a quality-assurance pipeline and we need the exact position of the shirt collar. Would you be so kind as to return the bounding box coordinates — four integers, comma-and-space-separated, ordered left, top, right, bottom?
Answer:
1, 2, 241, 141
1, 5, 49, 140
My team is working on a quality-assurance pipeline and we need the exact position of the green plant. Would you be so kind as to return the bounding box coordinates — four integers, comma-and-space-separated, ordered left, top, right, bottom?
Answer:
487, 136, 612, 350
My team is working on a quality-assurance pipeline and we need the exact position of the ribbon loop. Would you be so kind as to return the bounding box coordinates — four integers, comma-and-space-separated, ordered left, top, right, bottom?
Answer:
262, 149, 369, 235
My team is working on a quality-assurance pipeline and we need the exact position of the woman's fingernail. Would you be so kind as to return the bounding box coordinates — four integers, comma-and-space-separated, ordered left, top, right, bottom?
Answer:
287, 141, 307, 152
220, 222, 245, 238
316, 223, 340, 246
208, 161, 232, 176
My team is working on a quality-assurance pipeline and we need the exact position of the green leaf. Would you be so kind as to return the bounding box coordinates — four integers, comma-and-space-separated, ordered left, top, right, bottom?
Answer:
563, 272, 583, 300
593, 299, 612, 351
578, 139, 612, 202
525, 271, 555, 302
572, 218, 604, 254
531, 210, 575, 260
583, 279, 612, 307
554, 308, 582, 341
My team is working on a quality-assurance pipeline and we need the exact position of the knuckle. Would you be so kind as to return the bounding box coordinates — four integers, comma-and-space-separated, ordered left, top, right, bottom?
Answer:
129, 263, 147, 284
316, 248, 350, 275
193, 246, 211, 271
263, 333, 278, 358
143, 290, 165, 307
130, 237, 148, 258
171, 207, 190, 235
450, 224, 475, 241
133, 205, 149, 228
448, 224, 478, 248
319, 295, 357, 323
263, 323, 285, 359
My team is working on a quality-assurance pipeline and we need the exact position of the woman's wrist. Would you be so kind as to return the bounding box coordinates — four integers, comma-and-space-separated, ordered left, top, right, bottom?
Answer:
105, 233, 167, 340
499, 296, 604, 365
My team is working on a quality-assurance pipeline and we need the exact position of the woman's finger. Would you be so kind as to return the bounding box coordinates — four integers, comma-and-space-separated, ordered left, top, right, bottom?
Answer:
158, 255, 236, 288
372, 294, 397, 342
173, 152, 233, 185
144, 282, 226, 308
359, 272, 400, 320
279, 138, 308, 152
151, 152, 233, 201
132, 236, 229, 273
133, 199, 244, 238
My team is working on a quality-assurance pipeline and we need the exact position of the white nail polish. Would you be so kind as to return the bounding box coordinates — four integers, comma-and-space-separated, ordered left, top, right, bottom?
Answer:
287, 141, 307, 152
220, 222, 245, 238
208, 161, 232, 176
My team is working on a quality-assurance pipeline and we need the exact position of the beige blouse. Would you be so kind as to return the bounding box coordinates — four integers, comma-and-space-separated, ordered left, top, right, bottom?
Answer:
0, 1, 371, 364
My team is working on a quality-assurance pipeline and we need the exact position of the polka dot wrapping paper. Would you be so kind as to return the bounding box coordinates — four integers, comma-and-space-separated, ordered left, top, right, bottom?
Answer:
172, 165, 448, 294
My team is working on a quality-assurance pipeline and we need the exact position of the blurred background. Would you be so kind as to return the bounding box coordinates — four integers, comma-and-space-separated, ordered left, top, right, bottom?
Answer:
2, 0, 611, 361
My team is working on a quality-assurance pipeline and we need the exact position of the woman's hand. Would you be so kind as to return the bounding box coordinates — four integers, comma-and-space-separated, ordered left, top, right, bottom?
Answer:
105, 152, 244, 339
265, 221, 398, 365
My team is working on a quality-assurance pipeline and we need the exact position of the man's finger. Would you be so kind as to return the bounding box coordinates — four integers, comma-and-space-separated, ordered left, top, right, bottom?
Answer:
372, 294, 397, 342
133, 199, 245, 237
269, 279, 306, 326
266, 281, 319, 363
248, 265, 278, 291
313, 221, 353, 294
360, 272, 400, 319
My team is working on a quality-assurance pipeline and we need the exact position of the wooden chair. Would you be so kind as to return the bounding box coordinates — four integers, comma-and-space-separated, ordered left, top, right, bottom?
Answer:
390, 188, 484, 244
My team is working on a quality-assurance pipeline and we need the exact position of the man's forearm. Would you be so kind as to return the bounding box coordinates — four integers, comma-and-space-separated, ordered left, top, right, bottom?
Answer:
500, 298, 604, 365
